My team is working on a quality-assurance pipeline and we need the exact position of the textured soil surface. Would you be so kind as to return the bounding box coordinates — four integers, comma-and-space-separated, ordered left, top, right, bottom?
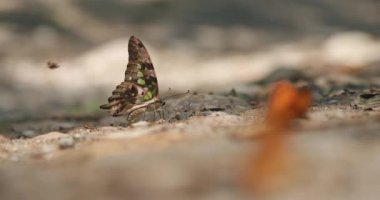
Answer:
1, 67, 380, 200
0, 0, 380, 199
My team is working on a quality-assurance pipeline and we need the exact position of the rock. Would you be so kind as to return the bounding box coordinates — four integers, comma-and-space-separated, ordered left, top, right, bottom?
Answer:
58, 137, 75, 149
351, 93, 380, 110
31, 144, 57, 159
21, 130, 37, 138
32, 132, 67, 141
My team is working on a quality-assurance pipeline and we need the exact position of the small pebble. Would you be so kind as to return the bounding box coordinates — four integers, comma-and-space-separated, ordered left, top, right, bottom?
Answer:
32, 132, 67, 141
132, 121, 150, 127
58, 137, 75, 149
73, 133, 84, 141
21, 130, 37, 138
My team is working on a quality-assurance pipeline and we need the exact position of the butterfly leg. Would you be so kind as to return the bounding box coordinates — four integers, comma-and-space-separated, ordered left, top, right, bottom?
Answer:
160, 107, 165, 120
142, 110, 147, 121
160, 101, 166, 120
152, 107, 156, 121
152, 106, 158, 121
160, 106, 165, 120
151, 101, 164, 121
159, 108, 165, 120
153, 104, 163, 121
127, 112, 134, 122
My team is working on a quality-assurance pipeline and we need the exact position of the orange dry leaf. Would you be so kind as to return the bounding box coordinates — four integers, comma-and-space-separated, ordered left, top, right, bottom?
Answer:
242, 81, 311, 196
266, 81, 311, 127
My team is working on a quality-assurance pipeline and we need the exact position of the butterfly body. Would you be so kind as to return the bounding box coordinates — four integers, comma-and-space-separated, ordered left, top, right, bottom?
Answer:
100, 36, 162, 118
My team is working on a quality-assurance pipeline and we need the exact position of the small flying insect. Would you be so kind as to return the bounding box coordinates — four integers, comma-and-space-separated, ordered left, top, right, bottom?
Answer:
47, 61, 60, 69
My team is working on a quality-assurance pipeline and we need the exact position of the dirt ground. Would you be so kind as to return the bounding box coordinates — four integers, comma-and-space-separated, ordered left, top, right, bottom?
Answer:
0, 0, 380, 200
1, 66, 380, 200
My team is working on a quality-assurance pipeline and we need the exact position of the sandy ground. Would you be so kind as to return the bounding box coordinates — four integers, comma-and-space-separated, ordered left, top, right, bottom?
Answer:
1, 67, 380, 199
1, 114, 380, 200
0, 0, 380, 199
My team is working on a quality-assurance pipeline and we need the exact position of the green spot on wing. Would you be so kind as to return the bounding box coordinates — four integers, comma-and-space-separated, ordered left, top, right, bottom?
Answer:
137, 78, 146, 85
137, 71, 144, 78
143, 91, 153, 100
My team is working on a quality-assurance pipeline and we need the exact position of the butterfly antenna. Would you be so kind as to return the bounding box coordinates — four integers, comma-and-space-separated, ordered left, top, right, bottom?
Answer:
162, 90, 190, 101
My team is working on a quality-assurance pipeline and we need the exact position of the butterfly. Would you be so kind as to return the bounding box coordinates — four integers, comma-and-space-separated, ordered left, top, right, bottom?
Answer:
100, 36, 164, 120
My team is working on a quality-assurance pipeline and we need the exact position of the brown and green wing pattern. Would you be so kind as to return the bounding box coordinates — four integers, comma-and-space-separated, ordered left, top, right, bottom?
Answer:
124, 36, 159, 101
99, 82, 139, 116
100, 36, 160, 117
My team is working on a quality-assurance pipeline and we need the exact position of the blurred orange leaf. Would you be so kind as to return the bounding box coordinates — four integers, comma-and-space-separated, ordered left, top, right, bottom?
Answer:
242, 81, 311, 196
267, 81, 311, 127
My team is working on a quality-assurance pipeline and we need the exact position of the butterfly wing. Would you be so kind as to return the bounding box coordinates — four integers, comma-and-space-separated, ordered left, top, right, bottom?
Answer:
125, 36, 159, 100
100, 36, 160, 117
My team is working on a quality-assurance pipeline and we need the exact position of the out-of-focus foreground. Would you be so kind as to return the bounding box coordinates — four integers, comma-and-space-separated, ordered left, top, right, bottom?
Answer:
0, 0, 380, 200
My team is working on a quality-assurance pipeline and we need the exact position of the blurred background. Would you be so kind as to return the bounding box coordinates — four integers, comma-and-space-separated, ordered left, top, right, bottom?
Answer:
0, 0, 379, 119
